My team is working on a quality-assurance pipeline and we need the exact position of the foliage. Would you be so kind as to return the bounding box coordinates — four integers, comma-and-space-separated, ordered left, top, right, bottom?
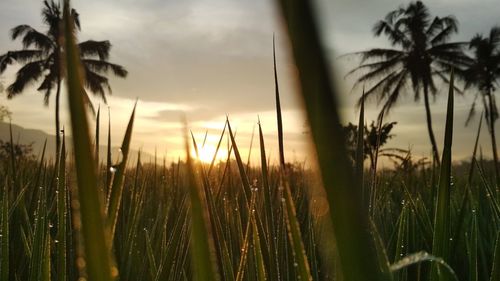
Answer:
0, 105, 11, 122
343, 121, 402, 168
346, 0, 470, 163
0, 140, 33, 160
0, 0, 127, 153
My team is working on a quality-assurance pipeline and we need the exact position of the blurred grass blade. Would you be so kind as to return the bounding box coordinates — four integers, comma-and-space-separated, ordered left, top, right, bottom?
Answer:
275, 0, 387, 280
431, 71, 454, 281
106, 101, 136, 243
62, 1, 114, 280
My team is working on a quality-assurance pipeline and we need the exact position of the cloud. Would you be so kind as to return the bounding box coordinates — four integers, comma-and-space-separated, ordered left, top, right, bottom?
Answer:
1, 0, 499, 163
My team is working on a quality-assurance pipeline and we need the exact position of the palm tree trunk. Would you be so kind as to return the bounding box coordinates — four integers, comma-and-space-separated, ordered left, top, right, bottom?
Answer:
486, 91, 499, 186
423, 85, 440, 165
55, 77, 62, 157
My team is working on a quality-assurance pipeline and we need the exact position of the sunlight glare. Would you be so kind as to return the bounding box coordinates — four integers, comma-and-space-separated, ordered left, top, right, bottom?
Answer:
192, 144, 228, 164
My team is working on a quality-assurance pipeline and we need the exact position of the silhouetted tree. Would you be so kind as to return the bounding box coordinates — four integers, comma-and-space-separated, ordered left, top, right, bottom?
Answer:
0, 0, 127, 153
343, 121, 403, 170
0, 104, 11, 122
462, 27, 500, 182
347, 1, 469, 164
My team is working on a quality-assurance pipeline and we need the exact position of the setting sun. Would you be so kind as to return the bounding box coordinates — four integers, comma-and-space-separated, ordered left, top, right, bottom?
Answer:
192, 143, 228, 164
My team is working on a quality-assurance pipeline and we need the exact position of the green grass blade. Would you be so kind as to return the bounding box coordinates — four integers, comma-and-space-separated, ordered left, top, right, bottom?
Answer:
1, 178, 9, 281
391, 251, 458, 281
245, 124, 256, 171
252, 218, 267, 281
370, 220, 392, 278
431, 71, 455, 281
57, 136, 67, 281
63, 1, 114, 280
208, 122, 226, 176
282, 177, 313, 281
42, 231, 50, 281
275, 1, 387, 280
258, 120, 279, 280
144, 229, 158, 280
235, 193, 257, 281
106, 109, 113, 192
491, 232, 500, 281
273, 36, 285, 168
467, 214, 478, 281
356, 94, 365, 205
96, 105, 100, 166
106, 101, 137, 243
185, 124, 219, 281
226, 118, 251, 203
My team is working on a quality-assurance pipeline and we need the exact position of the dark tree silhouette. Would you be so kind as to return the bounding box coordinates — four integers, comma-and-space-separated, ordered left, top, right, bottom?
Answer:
0, 0, 127, 153
462, 27, 500, 182
343, 121, 404, 170
347, 1, 469, 164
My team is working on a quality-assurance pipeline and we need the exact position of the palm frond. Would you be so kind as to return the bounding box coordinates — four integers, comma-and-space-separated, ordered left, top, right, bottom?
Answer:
79, 40, 111, 60
82, 59, 128, 78
83, 67, 111, 103
346, 54, 403, 78
4, 50, 46, 64
372, 20, 411, 48
380, 70, 409, 114
359, 48, 404, 64
10, 25, 54, 51
430, 23, 459, 46
6, 60, 45, 97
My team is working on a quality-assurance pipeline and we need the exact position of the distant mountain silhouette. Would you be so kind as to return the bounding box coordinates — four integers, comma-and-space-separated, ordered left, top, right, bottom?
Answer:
0, 122, 151, 163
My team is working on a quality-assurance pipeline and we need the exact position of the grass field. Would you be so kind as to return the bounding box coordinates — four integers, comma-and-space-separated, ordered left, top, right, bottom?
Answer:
0, 0, 499, 281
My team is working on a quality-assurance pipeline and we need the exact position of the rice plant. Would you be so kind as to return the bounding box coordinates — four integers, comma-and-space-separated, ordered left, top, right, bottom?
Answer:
0, 1, 499, 281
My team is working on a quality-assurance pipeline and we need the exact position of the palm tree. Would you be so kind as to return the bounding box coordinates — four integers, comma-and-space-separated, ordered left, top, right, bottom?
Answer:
347, 1, 469, 164
462, 27, 500, 182
0, 0, 127, 152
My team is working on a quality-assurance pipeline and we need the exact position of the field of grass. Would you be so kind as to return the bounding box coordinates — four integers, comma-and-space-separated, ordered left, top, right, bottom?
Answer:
0, 1, 499, 281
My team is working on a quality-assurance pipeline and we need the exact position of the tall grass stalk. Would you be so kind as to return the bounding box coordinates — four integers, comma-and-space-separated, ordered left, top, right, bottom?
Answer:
431, 72, 455, 281
62, 1, 114, 280
275, 0, 387, 280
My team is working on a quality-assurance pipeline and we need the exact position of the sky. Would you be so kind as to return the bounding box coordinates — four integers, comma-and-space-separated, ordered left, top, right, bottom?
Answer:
0, 0, 499, 166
